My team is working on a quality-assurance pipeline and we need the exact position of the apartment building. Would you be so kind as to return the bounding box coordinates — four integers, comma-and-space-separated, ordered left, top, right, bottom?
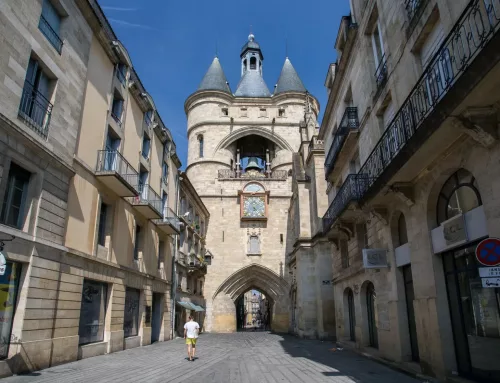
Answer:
173, 172, 210, 336
320, 0, 500, 381
0, 0, 181, 376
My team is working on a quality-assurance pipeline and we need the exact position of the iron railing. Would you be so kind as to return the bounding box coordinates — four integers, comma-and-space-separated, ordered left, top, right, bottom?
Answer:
405, 0, 428, 32
218, 169, 289, 180
324, 107, 359, 179
322, 174, 372, 233
95, 150, 139, 191
154, 206, 181, 232
111, 110, 122, 127
358, 0, 500, 198
133, 184, 162, 216
115, 66, 126, 86
374, 54, 388, 97
38, 15, 63, 54
18, 82, 53, 139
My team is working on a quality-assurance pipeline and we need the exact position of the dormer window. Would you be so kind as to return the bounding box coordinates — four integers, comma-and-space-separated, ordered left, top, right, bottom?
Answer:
250, 57, 257, 70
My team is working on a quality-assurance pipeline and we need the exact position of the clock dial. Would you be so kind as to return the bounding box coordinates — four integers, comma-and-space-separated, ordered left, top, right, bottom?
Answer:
243, 197, 265, 218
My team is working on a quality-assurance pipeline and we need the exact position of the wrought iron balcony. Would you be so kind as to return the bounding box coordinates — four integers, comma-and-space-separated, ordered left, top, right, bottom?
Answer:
324, 107, 359, 180
154, 206, 181, 235
358, 0, 500, 203
38, 15, 63, 54
131, 184, 162, 219
218, 169, 289, 180
18, 82, 53, 139
322, 174, 372, 234
95, 150, 139, 197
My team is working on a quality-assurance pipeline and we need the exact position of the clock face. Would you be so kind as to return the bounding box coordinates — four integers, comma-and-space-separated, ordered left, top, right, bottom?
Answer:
243, 196, 265, 218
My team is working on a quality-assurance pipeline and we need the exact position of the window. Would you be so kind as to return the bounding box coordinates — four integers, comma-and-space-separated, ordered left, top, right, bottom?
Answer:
259, 109, 267, 118
97, 202, 108, 247
248, 235, 260, 254
198, 135, 204, 158
39, 0, 63, 53
340, 239, 349, 268
111, 94, 124, 125
0, 163, 31, 229
144, 110, 153, 126
371, 22, 387, 90
158, 240, 165, 269
398, 214, 408, 246
124, 288, 140, 338
162, 162, 168, 185
78, 280, 107, 345
436, 169, 482, 225
278, 108, 285, 117
141, 136, 150, 160
250, 56, 257, 70
133, 225, 141, 260
162, 192, 168, 217
139, 171, 148, 198
19, 57, 53, 137
180, 197, 186, 215
116, 63, 127, 86
240, 108, 248, 118
221, 107, 229, 116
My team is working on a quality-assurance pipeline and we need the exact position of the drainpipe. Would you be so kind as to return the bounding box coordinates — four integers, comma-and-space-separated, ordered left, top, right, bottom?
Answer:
171, 171, 181, 339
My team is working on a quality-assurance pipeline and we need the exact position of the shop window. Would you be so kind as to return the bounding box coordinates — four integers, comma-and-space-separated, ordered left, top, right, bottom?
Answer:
0, 163, 31, 229
124, 287, 140, 338
78, 279, 108, 345
0, 262, 21, 359
436, 169, 482, 225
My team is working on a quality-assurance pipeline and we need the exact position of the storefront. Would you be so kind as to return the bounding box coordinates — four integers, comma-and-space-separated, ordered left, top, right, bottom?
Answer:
0, 261, 21, 359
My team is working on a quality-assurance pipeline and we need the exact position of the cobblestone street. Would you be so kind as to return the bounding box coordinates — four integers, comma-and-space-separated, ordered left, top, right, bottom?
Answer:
2, 333, 424, 383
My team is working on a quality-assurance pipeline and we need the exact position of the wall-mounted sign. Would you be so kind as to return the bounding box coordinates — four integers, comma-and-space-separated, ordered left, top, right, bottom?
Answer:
476, 238, 500, 266
442, 214, 467, 246
362, 249, 388, 269
482, 277, 500, 288
0, 252, 6, 276
479, 267, 500, 278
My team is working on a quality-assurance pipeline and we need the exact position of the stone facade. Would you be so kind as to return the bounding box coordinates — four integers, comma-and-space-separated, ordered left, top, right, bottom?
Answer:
320, 0, 500, 381
0, 0, 182, 377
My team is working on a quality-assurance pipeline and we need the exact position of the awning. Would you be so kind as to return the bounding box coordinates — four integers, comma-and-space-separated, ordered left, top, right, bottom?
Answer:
176, 301, 205, 312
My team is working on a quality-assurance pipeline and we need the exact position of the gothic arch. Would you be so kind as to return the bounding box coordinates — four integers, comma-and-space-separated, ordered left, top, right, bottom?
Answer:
214, 127, 294, 153
212, 264, 289, 302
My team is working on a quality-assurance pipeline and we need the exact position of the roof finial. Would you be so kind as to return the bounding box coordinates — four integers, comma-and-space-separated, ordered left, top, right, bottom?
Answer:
249, 25, 255, 42
286, 37, 288, 58
215, 40, 218, 57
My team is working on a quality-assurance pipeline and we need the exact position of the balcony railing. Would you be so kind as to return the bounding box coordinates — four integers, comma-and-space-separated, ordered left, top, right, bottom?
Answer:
324, 107, 359, 179
18, 82, 53, 139
357, 0, 500, 202
133, 184, 163, 216
374, 54, 388, 98
38, 15, 63, 54
111, 111, 122, 127
218, 169, 289, 180
96, 150, 139, 189
322, 174, 372, 233
154, 206, 181, 233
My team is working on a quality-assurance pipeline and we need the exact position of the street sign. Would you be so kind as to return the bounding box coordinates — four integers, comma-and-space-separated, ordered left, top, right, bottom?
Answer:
479, 267, 500, 278
476, 238, 500, 266
362, 249, 388, 269
482, 277, 500, 288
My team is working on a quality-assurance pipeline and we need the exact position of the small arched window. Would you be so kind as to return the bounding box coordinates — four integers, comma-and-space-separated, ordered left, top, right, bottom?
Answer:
250, 57, 257, 70
436, 169, 482, 225
198, 135, 204, 158
398, 214, 408, 246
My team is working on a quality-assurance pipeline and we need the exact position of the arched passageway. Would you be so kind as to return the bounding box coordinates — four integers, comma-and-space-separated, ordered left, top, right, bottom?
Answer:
235, 289, 272, 331
211, 264, 289, 333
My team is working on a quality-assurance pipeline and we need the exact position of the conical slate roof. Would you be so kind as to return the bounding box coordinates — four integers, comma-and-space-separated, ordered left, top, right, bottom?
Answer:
234, 71, 271, 98
198, 57, 231, 93
274, 58, 306, 95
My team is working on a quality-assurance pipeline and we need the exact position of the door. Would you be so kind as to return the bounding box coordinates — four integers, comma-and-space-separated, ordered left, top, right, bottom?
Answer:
348, 289, 356, 341
403, 266, 420, 361
366, 283, 378, 348
0, 262, 21, 359
104, 134, 120, 171
151, 293, 162, 343
444, 244, 500, 382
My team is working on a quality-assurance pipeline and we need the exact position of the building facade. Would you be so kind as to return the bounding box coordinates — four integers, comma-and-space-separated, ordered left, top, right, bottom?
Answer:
184, 34, 329, 334
0, 0, 182, 376
320, 0, 500, 381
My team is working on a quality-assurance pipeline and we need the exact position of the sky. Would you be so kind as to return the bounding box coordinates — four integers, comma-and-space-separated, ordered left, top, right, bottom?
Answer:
99, 0, 350, 167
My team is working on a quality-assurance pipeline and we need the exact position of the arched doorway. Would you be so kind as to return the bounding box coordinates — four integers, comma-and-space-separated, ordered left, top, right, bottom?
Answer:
235, 289, 271, 331
344, 288, 356, 341
366, 282, 378, 348
211, 264, 289, 333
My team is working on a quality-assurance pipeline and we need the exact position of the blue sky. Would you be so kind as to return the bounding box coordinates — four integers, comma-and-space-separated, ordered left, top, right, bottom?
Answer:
100, 0, 350, 167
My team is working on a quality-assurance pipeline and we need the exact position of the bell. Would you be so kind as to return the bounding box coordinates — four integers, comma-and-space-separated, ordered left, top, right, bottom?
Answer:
245, 157, 261, 172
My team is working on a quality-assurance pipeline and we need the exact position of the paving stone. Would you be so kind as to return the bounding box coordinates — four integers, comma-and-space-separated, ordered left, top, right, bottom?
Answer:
2, 332, 424, 383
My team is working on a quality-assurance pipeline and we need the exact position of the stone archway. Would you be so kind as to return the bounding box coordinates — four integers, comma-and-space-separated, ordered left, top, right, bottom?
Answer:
210, 264, 290, 333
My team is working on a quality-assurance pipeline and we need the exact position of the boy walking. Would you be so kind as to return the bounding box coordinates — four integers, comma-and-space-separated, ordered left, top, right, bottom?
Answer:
184, 315, 200, 361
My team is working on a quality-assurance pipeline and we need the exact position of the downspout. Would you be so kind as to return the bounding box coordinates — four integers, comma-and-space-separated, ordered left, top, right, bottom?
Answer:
171, 171, 181, 339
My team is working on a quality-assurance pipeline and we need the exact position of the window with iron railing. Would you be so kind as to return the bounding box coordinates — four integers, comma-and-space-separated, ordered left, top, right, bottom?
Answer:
111, 96, 124, 126
115, 63, 127, 86
38, 0, 63, 54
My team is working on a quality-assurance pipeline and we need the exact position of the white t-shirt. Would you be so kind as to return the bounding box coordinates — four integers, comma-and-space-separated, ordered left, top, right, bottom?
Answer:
184, 321, 199, 338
